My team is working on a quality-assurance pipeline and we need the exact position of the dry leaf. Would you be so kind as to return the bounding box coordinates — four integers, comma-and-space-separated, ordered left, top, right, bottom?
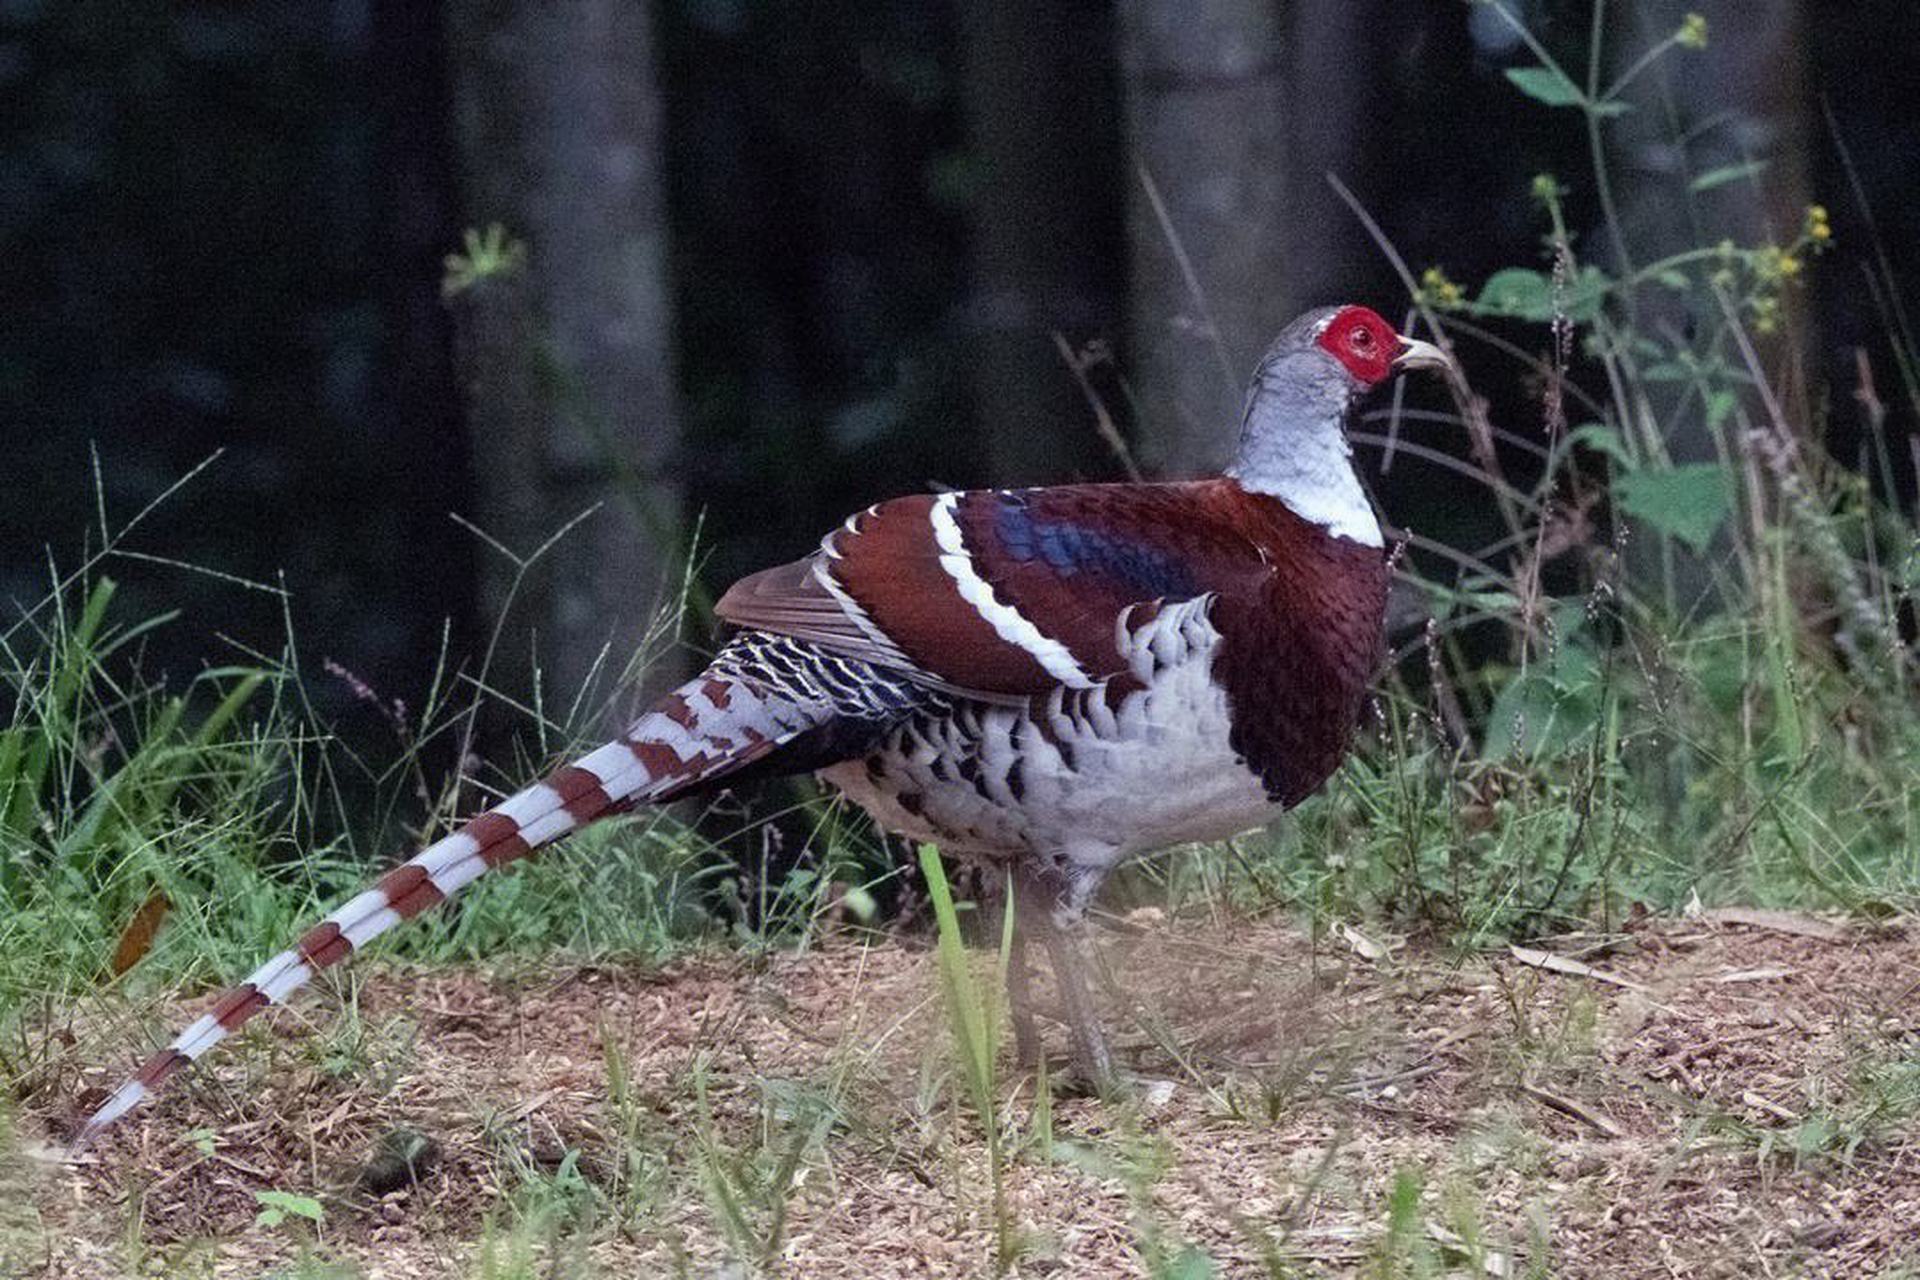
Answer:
108, 890, 171, 978
1336, 921, 1388, 962
1699, 907, 1847, 942
1507, 944, 1647, 992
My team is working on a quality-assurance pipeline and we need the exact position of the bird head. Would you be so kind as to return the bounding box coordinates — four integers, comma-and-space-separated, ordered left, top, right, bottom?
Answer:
1264, 303, 1454, 395
1228, 304, 1456, 546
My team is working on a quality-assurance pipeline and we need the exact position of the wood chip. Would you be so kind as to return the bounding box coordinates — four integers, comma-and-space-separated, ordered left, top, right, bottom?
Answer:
1710, 967, 1797, 985
1507, 945, 1648, 992
1699, 907, 1848, 942
310, 1096, 359, 1136
1741, 1089, 1802, 1123
1331, 1061, 1443, 1096
206, 1150, 273, 1181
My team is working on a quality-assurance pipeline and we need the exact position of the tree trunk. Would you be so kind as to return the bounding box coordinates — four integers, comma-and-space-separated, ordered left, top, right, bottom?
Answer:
370, 0, 471, 687
1116, 0, 1291, 478
444, 0, 682, 718
1281, 0, 1390, 313
959, 0, 1122, 485
1611, 0, 1811, 603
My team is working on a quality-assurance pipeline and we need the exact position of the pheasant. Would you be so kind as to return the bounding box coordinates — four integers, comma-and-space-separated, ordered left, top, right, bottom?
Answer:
76, 303, 1451, 1144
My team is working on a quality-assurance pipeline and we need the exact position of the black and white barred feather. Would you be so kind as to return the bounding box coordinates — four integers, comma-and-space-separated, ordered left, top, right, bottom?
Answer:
77, 632, 934, 1145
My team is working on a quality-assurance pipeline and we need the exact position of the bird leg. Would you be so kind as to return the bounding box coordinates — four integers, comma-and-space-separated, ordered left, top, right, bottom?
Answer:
1039, 914, 1114, 1088
1012, 865, 1114, 1088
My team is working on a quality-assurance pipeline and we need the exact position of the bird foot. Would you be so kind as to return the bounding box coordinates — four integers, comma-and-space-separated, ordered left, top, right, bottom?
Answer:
1052, 1061, 1119, 1099
1027, 1053, 1159, 1104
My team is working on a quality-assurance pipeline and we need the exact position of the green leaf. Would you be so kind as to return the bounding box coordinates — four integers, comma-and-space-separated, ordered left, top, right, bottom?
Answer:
253, 1189, 325, 1229
1793, 1115, 1835, 1158
1484, 635, 1603, 759
1448, 587, 1523, 615
1615, 463, 1733, 553
1690, 160, 1767, 193
1565, 422, 1635, 464
1477, 268, 1552, 317
838, 884, 877, 923
1565, 266, 1614, 320
1503, 67, 1584, 107
1159, 1247, 1220, 1280
1476, 266, 1612, 323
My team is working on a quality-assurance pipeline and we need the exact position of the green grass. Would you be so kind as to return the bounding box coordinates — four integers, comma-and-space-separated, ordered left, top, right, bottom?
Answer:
0, 555, 869, 1132
919, 846, 1019, 1270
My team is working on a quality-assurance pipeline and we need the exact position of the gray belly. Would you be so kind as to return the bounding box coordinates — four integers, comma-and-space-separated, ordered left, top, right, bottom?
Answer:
817, 639, 1281, 872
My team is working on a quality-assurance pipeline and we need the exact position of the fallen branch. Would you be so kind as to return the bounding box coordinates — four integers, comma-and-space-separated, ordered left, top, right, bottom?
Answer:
1518, 1081, 1625, 1138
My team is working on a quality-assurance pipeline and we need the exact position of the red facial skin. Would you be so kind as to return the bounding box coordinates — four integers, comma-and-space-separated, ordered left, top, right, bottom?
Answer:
1314, 305, 1401, 386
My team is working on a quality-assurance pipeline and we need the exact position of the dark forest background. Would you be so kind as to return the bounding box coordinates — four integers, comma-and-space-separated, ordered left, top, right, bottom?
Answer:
1, 0, 1914, 762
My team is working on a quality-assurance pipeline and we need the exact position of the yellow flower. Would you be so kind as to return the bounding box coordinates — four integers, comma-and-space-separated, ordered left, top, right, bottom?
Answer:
1750, 295, 1779, 335
1805, 204, 1832, 243
1677, 13, 1708, 49
1755, 244, 1801, 282
1419, 267, 1465, 309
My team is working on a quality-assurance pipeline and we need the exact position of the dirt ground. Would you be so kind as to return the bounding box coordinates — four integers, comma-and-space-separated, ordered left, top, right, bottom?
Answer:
10, 909, 1920, 1278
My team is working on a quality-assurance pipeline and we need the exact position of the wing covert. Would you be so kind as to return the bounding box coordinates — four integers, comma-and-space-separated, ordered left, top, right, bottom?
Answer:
715, 482, 1276, 700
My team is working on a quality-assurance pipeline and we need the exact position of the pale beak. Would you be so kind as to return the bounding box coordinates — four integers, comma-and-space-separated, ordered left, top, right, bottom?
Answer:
1391, 335, 1455, 375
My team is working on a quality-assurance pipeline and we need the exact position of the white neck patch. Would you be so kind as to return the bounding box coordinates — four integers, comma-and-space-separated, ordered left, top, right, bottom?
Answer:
1226, 395, 1382, 547
1228, 439, 1382, 547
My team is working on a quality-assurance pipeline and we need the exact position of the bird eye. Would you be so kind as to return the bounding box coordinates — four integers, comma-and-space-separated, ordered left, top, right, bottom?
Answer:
1351, 326, 1375, 350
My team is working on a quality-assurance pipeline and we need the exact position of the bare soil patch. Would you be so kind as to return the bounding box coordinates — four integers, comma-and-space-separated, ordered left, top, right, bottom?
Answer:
11, 912, 1920, 1277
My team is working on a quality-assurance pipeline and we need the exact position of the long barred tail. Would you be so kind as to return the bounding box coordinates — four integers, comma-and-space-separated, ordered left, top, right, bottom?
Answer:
74, 638, 901, 1148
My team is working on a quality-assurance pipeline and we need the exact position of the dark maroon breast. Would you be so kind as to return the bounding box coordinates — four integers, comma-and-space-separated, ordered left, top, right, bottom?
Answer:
1207, 494, 1390, 806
